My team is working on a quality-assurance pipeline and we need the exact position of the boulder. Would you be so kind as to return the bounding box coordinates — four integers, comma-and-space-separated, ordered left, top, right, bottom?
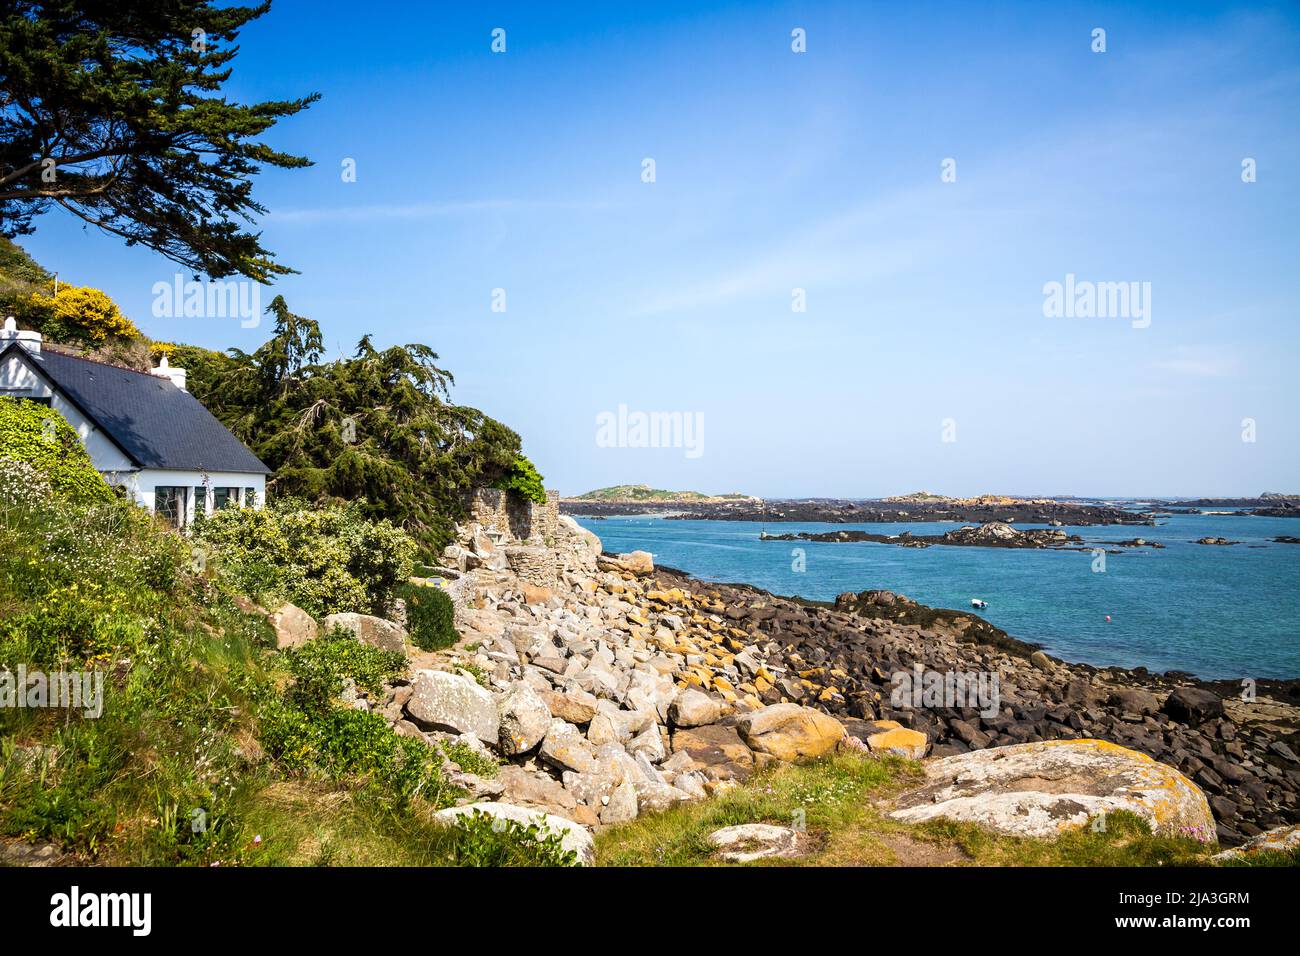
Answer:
627, 724, 667, 764
1162, 687, 1225, 725
736, 704, 845, 763
521, 584, 553, 606
323, 612, 408, 656
495, 765, 578, 814
539, 719, 599, 774
444, 769, 505, 801
707, 824, 807, 863
598, 550, 655, 576
539, 689, 599, 725
435, 802, 593, 865
497, 683, 552, 756
1029, 651, 1054, 672
669, 688, 723, 728
636, 779, 687, 814
558, 514, 603, 565
269, 602, 317, 649
1108, 688, 1160, 716
860, 720, 928, 759
600, 780, 639, 825
670, 723, 755, 781
406, 670, 499, 744
889, 739, 1216, 842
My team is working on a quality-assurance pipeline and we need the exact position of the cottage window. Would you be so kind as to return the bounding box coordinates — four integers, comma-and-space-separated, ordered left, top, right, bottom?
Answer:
213, 487, 240, 510
244, 487, 257, 507
154, 486, 187, 528
193, 486, 208, 519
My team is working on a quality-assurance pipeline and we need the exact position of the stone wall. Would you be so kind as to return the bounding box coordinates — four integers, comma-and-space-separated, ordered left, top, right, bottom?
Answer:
466, 488, 559, 545
439, 488, 593, 618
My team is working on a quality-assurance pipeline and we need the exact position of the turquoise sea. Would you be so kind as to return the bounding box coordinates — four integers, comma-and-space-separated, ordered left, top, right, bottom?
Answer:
575, 512, 1300, 680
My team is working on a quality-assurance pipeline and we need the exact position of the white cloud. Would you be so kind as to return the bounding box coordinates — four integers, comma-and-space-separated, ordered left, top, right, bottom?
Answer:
1150, 348, 1241, 378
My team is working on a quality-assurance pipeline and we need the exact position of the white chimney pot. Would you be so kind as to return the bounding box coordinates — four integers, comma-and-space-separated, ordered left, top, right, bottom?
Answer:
1, 316, 42, 354
151, 353, 188, 391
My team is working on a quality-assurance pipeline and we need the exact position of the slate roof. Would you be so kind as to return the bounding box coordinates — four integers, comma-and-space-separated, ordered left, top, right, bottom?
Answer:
3, 343, 270, 475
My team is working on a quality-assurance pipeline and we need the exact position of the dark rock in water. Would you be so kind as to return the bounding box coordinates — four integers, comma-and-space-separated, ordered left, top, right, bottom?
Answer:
765, 522, 1084, 551
1114, 537, 1165, 548
1194, 536, 1239, 545
1163, 687, 1225, 724
1273, 535, 1300, 544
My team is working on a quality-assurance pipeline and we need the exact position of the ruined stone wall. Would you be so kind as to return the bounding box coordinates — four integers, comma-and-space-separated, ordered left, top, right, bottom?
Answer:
466, 487, 559, 545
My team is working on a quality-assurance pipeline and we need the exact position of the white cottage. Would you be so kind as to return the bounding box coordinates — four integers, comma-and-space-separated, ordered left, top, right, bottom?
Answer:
0, 317, 269, 527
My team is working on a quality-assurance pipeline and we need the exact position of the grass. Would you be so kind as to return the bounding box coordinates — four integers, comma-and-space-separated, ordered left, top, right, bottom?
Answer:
595, 753, 1292, 868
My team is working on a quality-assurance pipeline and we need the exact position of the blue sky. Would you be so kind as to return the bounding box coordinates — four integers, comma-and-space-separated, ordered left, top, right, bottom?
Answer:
16, 0, 1300, 497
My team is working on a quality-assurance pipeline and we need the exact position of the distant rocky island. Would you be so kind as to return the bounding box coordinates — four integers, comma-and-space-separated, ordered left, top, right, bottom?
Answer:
1149, 493, 1300, 518
563, 488, 1300, 525
565, 484, 761, 505
563, 491, 1153, 526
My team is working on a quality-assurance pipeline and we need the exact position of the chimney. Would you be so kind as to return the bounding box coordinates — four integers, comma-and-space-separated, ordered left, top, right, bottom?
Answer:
151, 354, 188, 392
1, 316, 42, 354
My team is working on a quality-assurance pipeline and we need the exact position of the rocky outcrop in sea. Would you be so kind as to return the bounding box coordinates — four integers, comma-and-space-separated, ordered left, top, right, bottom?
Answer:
761, 521, 1086, 550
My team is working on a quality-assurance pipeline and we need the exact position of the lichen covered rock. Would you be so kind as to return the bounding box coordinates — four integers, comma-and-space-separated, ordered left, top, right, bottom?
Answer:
736, 703, 845, 763
889, 739, 1216, 842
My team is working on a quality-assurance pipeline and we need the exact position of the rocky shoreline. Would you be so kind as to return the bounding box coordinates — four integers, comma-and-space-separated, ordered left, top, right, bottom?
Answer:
638, 572, 1300, 844
260, 489, 1299, 862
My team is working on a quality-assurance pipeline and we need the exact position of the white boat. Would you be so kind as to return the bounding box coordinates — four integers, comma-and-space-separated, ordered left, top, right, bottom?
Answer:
970, 599, 988, 609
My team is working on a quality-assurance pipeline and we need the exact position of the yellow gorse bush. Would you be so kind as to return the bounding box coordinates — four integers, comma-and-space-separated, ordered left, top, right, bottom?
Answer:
26, 284, 140, 344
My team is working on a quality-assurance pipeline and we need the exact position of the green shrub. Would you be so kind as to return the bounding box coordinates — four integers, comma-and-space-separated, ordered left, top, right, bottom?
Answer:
0, 398, 113, 503
445, 810, 578, 867
0, 462, 184, 669
284, 627, 406, 712
192, 497, 416, 618
493, 454, 547, 506
401, 583, 458, 652
439, 739, 499, 779
255, 627, 454, 812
